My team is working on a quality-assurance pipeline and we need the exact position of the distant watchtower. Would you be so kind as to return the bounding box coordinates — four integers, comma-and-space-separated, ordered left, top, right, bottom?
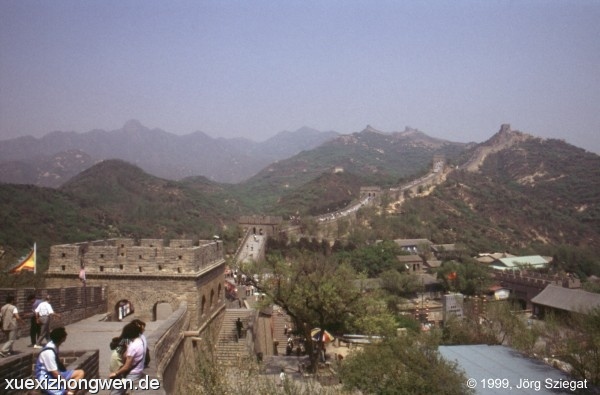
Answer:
238, 215, 283, 237
45, 238, 225, 327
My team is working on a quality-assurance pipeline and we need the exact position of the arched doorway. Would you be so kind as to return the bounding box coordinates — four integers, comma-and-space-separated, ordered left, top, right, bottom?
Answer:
153, 301, 172, 321
115, 299, 134, 321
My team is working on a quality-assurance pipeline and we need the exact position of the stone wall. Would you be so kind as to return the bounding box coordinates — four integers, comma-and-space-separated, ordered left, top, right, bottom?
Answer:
0, 286, 107, 339
239, 216, 283, 237
493, 270, 581, 309
163, 305, 225, 394
45, 238, 226, 328
47, 238, 224, 276
0, 349, 99, 395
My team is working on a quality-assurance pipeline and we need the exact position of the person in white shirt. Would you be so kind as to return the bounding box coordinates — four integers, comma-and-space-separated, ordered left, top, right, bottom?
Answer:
35, 327, 85, 395
109, 321, 146, 395
35, 295, 60, 348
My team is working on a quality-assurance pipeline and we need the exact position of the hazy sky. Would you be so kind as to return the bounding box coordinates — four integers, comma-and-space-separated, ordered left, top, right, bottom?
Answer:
1, 1, 599, 152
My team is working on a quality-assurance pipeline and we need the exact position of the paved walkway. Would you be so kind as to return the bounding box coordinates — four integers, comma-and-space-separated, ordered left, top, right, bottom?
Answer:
7, 314, 162, 393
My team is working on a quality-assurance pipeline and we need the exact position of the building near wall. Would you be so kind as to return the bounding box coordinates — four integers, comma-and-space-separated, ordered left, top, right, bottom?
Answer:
44, 238, 226, 328
492, 269, 580, 309
531, 284, 600, 318
442, 293, 465, 322
490, 255, 550, 271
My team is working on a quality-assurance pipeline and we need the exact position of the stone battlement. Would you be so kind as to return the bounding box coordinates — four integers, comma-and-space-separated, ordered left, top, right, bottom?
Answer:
47, 238, 223, 276
493, 269, 581, 289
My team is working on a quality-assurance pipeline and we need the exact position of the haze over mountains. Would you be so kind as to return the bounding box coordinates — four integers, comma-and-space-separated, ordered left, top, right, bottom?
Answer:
1, 122, 599, 278
0, 120, 338, 186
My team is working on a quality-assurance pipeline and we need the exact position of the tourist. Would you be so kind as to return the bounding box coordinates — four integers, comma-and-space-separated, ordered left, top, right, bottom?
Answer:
109, 321, 146, 395
131, 318, 150, 368
27, 294, 43, 347
1, 295, 25, 357
35, 327, 85, 395
279, 368, 286, 386
109, 322, 138, 374
235, 317, 243, 341
35, 295, 61, 348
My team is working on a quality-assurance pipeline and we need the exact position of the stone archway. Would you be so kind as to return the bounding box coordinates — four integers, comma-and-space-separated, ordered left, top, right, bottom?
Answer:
109, 287, 181, 322
114, 299, 134, 321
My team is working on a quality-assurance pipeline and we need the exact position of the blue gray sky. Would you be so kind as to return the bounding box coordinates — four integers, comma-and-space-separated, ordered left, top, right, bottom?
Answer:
1, 1, 599, 153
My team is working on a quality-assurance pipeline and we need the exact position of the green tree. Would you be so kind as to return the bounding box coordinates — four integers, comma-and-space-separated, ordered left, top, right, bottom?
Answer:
546, 308, 600, 385
436, 259, 490, 295
242, 252, 370, 371
339, 334, 474, 395
380, 269, 421, 297
342, 240, 404, 277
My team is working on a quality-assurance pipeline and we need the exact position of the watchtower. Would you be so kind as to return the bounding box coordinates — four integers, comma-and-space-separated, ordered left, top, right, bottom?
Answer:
238, 215, 283, 237
45, 238, 226, 327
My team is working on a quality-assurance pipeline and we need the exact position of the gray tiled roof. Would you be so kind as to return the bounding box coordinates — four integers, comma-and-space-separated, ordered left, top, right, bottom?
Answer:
439, 345, 575, 394
531, 284, 600, 313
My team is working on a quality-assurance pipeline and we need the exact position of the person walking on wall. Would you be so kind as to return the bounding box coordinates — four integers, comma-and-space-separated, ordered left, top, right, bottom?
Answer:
1, 295, 25, 357
35, 327, 85, 395
28, 294, 43, 347
35, 295, 61, 348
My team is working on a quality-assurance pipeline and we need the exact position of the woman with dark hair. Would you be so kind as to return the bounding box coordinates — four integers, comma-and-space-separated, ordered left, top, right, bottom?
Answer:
109, 322, 145, 395
131, 319, 150, 368
109, 322, 140, 374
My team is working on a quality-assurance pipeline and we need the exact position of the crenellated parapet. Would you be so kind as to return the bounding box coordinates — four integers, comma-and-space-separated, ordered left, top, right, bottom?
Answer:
47, 238, 224, 277
238, 215, 283, 237
492, 269, 580, 309
493, 269, 581, 289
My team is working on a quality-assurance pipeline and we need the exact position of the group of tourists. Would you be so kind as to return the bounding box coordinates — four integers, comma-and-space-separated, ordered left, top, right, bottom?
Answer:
1, 293, 60, 356
1, 293, 150, 395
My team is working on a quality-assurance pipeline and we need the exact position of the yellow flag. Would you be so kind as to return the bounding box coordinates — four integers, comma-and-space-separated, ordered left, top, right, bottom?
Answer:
10, 243, 36, 274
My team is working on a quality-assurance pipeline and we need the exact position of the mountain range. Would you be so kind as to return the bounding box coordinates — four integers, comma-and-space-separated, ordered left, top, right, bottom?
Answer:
1, 123, 599, 281
0, 120, 338, 185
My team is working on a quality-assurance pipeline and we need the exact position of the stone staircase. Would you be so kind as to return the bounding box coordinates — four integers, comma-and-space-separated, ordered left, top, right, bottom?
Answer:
272, 307, 293, 355
216, 308, 255, 365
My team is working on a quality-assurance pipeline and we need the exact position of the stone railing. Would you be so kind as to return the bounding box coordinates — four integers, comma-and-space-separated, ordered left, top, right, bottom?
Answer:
0, 286, 107, 340
127, 301, 190, 395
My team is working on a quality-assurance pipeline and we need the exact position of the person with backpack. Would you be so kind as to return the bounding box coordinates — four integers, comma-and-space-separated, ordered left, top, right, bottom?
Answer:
1, 295, 25, 357
108, 321, 146, 395
35, 327, 85, 395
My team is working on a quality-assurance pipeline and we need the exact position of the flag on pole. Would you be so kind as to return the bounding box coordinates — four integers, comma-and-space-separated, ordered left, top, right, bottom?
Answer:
9, 243, 36, 274
79, 267, 86, 283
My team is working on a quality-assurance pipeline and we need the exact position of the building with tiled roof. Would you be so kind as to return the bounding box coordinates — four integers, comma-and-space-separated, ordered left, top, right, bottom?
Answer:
531, 284, 600, 317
